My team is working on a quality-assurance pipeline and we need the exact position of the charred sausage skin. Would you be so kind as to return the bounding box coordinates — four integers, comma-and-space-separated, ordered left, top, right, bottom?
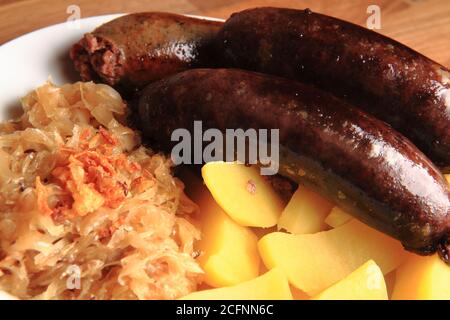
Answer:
138, 68, 450, 262
70, 12, 222, 94
216, 7, 450, 169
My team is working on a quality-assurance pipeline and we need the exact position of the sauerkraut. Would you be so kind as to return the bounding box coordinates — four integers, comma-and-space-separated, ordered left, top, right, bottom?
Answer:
0, 82, 202, 299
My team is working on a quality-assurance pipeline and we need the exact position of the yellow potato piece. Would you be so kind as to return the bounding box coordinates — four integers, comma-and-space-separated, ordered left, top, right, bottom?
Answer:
278, 186, 333, 234
391, 253, 450, 300
180, 268, 293, 300
258, 219, 406, 295
194, 185, 260, 287
312, 260, 388, 300
445, 174, 450, 185
202, 162, 284, 227
325, 206, 353, 228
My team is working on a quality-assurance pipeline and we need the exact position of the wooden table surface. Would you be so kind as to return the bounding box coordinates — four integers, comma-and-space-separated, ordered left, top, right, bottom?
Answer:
0, 0, 449, 66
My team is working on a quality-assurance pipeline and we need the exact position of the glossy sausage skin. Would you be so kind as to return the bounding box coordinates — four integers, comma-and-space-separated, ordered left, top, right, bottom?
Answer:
215, 7, 450, 170
70, 12, 222, 95
138, 68, 450, 263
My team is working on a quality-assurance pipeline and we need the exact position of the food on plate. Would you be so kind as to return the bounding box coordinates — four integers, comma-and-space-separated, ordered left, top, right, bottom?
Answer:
277, 186, 333, 234
325, 206, 353, 228
190, 180, 260, 287
392, 253, 450, 299
0, 82, 203, 299
138, 68, 450, 262
258, 219, 406, 295
201, 162, 284, 227
3, 5, 450, 301
312, 260, 388, 300
179, 268, 292, 300
216, 7, 450, 168
70, 12, 222, 95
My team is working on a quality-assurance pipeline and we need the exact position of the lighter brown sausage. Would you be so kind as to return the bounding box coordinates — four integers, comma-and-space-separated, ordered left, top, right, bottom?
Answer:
71, 12, 222, 95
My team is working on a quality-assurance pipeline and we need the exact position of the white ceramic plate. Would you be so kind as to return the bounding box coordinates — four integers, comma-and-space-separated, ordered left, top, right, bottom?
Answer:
0, 12, 222, 300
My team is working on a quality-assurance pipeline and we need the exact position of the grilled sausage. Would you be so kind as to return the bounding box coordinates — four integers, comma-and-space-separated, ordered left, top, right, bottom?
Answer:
70, 12, 222, 95
138, 68, 450, 263
215, 7, 450, 170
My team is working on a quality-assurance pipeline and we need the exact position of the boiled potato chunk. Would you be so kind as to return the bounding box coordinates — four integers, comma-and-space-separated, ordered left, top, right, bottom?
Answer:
391, 254, 450, 300
445, 174, 450, 185
312, 260, 388, 300
325, 207, 353, 228
258, 219, 406, 295
202, 162, 284, 227
194, 186, 260, 287
278, 186, 333, 234
180, 268, 292, 300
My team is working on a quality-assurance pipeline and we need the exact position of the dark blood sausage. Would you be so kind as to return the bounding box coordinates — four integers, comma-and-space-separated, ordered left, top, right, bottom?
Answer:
138, 68, 450, 263
70, 12, 222, 94
215, 7, 450, 170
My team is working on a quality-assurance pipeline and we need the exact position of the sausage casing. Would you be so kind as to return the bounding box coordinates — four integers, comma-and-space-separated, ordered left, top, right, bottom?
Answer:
138, 68, 450, 262
215, 7, 450, 169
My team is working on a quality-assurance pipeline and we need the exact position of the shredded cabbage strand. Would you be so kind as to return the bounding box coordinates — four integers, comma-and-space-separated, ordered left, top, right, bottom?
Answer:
0, 82, 202, 300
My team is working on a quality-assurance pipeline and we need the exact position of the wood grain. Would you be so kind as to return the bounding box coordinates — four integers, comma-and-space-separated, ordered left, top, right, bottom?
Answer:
0, 0, 449, 66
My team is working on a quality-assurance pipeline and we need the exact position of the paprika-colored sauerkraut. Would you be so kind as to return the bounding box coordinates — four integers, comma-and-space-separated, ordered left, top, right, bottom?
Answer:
0, 82, 202, 299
